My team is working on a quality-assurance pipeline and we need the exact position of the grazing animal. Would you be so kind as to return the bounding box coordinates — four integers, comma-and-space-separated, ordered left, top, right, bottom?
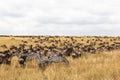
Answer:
12, 52, 27, 66
48, 52, 69, 65
12, 52, 37, 66
33, 52, 50, 69
18, 54, 28, 67
49, 56, 69, 64
64, 48, 73, 56
0, 51, 11, 65
72, 52, 81, 59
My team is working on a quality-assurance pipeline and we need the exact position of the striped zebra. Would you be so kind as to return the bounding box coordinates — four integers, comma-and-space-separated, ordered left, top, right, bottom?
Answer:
33, 52, 50, 69
48, 52, 69, 65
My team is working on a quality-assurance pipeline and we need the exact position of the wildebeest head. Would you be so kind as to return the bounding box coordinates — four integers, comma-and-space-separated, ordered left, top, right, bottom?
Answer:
64, 47, 73, 56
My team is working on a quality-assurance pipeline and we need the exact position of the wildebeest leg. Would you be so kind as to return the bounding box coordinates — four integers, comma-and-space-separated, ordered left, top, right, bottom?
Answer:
38, 63, 45, 69
2, 59, 11, 65
63, 57, 69, 65
20, 63, 26, 68
6, 60, 11, 65
19, 59, 26, 68
48, 61, 52, 65
20, 62, 26, 68
0, 57, 3, 64
39, 63, 44, 68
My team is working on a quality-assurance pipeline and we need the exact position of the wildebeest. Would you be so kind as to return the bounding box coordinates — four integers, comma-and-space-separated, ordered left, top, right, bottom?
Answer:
72, 52, 81, 59
0, 50, 11, 64
64, 47, 73, 56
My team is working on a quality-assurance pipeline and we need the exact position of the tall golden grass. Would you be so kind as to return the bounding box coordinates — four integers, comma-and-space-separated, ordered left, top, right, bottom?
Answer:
0, 51, 120, 80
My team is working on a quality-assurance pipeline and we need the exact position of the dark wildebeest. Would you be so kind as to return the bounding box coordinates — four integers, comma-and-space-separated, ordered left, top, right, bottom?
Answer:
0, 50, 11, 64
72, 52, 81, 59
64, 47, 73, 56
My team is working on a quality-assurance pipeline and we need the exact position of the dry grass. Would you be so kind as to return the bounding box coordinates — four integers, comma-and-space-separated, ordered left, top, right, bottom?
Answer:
0, 51, 120, 80
0, 36, 120, 80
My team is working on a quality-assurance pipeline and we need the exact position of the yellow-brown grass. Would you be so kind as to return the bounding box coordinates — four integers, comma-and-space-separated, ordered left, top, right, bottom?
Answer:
0, 50, 120, 80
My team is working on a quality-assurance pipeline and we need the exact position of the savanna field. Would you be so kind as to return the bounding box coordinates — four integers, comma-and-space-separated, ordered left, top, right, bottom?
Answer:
0, 36, 120, 80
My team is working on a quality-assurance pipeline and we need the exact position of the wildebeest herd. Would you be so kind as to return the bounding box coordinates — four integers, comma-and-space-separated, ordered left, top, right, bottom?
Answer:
0, 36, 120, 69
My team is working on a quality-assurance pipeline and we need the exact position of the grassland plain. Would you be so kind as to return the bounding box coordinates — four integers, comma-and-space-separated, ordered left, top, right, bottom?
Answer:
0, 36, 120, 80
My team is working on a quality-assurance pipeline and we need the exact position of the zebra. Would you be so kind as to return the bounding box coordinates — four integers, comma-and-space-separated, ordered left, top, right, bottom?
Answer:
30, 52, 70, 68
12, 51, 50, 69
12, 51, 69, 69
48, 52, 69, 65
33, 52, 50, 69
